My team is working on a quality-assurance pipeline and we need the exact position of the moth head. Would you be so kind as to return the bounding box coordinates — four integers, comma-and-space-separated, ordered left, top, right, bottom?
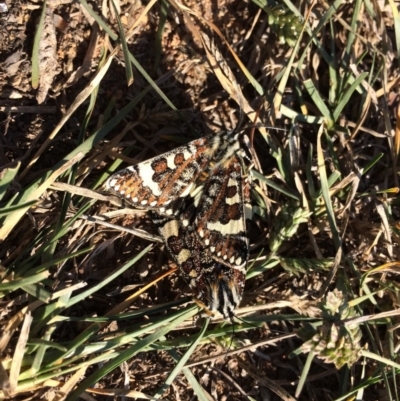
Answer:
194, 264, 245, 320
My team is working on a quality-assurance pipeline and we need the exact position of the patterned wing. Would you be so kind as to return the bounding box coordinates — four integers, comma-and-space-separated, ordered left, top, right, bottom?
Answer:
193, 154, 249, 269
151, 213, 245, 319
105, 135, 220, 216
105, 130, 252, 319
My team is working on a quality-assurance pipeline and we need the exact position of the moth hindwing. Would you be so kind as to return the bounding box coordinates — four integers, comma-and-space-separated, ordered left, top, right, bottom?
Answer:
151, 213, 246, 320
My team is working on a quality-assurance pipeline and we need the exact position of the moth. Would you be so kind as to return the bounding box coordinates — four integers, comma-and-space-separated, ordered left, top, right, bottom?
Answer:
105, 131, 253, 319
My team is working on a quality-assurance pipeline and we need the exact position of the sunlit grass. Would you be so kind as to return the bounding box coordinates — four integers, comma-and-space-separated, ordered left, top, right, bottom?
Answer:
1, 0, 399, 400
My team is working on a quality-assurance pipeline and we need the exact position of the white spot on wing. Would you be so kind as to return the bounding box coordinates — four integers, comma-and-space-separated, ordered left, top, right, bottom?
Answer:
208, 184, 220, 196
166, 154, 178, 170
159, 220, 179, 238
137, 161, 162, 196
206, 219, 245, 235
177, 249, 191, 264
245, 203, 253, 220
225, 191, 241, 205
107, 178, 118, 188
179, 182, 194, 198
228, 177, 237, 187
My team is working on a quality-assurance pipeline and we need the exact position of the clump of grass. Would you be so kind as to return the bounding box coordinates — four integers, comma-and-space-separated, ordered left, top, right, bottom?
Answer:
1, 0, 400, 400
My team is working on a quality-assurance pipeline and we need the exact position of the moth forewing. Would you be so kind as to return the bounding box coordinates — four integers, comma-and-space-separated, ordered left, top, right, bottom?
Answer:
105, 134, 223, 216
193, 154, 249, 269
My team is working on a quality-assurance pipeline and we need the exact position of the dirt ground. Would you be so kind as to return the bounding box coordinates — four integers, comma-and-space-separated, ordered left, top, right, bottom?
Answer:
1, 0, 257, 167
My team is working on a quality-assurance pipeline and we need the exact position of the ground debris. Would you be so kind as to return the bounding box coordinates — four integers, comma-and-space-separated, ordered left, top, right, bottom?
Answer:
35, 5, 61, 104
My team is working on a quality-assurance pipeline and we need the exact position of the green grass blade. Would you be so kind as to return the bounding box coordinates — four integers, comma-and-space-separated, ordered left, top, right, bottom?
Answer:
154, 319, 209, 398
251, 170, 300, 200
361, 153, 384, 176
0, 153, 85, 241
0, 162, 20, 201
361, 350, 400, 371
388, 0, 400, 58
340, 0, 362, 72
111, 0, 133, 86
0, 200, 38, 216
328, 21, 338, 105
303, 79, 334, 123
306, 143, 316, 198
64, 306, 198, 401
182, 366, 211, 401
26, 248, 94, 276
295, 351, 314, 398
333, 72, 369, 121
19, 284, 52, 303
154, 0, 169, 71
79, 0, 117, 40
317, 127, 341, 249
28, 339, 68, 352
0, 271, 49, 292
30, 244, 153, 334
280, 105, 325, 124
31, 325, 58, 374
246, 256, 280, 280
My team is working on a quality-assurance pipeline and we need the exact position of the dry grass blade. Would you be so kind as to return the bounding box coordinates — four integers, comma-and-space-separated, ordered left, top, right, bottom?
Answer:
20, 51, 117, 179
0, 152, 84, 241
238, 359, 297, 401
184, 333, 295, 369
9, 312, 33, 394
86, 388, 157, 400
79, 214, 163, 243
53, 366, 87, 401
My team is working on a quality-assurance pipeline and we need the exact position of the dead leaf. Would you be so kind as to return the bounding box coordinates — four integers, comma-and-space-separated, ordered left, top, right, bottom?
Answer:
36, 6, 61, 104
4, 49, 25, 76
